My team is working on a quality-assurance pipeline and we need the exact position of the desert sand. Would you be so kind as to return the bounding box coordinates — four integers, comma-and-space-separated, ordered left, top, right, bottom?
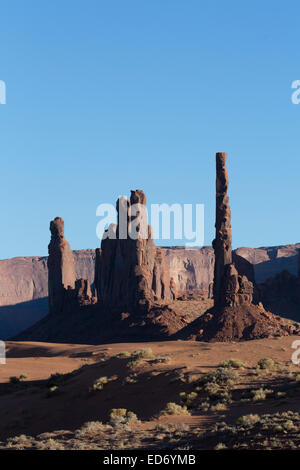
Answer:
1, 337, 300, 449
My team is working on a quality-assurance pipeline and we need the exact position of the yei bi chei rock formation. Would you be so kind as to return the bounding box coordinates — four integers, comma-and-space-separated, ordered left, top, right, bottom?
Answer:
95, 190, 176, 313
15, 190, 184, 343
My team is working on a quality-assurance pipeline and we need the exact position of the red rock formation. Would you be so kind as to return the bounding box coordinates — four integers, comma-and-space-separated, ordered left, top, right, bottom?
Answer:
48, 217, 76, 314
95, 190, 176, 312
3, 243, 299, 338
189, 153, 299, 341
212, 153, 254, 309
213, 152, 233, 307
48, 217, 94, 314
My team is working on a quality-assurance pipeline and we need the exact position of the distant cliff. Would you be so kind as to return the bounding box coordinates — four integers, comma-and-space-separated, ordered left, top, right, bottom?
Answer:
0, 243, 299, 339
0, 250, 95, 339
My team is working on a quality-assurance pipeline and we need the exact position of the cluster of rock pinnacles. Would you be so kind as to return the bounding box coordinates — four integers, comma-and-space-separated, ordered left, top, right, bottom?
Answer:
47, 153, 300, 341
48, 190, 176, 317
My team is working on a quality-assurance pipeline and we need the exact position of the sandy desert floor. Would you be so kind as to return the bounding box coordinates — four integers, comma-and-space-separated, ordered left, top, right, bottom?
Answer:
1, 336, 300, 450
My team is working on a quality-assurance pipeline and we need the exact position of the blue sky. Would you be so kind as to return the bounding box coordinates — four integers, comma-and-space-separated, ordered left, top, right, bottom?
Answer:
0, 0, 300, 259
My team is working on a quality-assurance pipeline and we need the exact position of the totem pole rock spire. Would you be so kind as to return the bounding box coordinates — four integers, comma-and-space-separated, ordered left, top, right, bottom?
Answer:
48, 217, 76, 314
213, 152, 233, 308
191, 151, 298, 341
212, 153, 254, 309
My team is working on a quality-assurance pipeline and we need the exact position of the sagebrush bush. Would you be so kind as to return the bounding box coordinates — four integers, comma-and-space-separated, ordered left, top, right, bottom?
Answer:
115, 351, 131, 358
159, 402, 190, 416
131, 348, 154, 359
35, 439, 65, 450
75, 421, 107, 437
257, 357, 276, 370
7, 435, 34, 445
154, 356, 171, 363
124, 373, 138, 384
251, 388, 273, 402
126, 359, 141, 369
109, 408, 139, 426
219, 359, 244, 369
211, 402, 228, 412
198, 368, 239, 388
180, 391, 198, 407
237, 414, 260, 426
92, 376, 109, 391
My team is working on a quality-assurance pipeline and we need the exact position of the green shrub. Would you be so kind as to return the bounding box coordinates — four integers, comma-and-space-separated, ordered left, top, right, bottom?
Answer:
180, 391, 198, 407
198, 368, 239, 388
159, 402, 190, 416
131, 348, 154, 359
257, 358, 276, 370
124, 373, 138, 384
198, 401, 210, 411
7, 435, 34, 446
75, 421, 107, 437
211, 402, 228, 412
109, 408, 139, 426
115, 351, 131, 358
127, 359, 141, 369
36, 439, 64, 450
92, 376, 109, 391
251, 388, 273, 402
154, 356, 171, 364
202, 382, 231, 401
219, 359, 244, 369
237, 414, 260, 426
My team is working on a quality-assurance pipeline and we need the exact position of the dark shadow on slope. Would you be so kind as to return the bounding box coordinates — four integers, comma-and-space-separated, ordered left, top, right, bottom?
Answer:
254, 255, 298, 284
0, 297, 49, 340
11, 303, 187, 345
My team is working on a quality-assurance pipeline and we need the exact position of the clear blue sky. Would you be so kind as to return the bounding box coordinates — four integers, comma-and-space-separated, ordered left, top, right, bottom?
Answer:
0, 0, 300, 259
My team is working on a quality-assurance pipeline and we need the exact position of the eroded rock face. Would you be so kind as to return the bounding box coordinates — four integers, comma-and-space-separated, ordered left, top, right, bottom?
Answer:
48, 217, 76, 314
163, 247, 215, 296
95, 190, 175, 312
223, 264, 253, 307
